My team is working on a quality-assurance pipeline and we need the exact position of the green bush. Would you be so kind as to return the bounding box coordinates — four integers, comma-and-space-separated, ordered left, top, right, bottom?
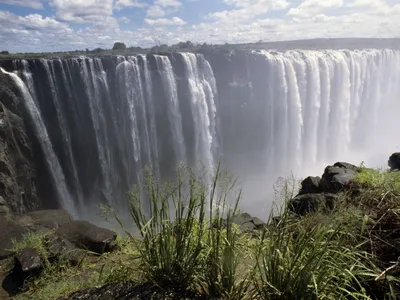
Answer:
11, 231, 51, 265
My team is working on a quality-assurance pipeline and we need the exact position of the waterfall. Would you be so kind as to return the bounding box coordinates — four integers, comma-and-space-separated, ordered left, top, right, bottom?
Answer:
154, 55, 187, 163
242, 49, 400, 180
141, 55, 160, 178
2, 49, 400, 220
179, 53, 217, 172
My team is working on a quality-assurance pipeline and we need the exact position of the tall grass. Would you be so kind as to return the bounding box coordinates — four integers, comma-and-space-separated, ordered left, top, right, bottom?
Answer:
120, 165, 206, 291
253, 208, 377, 300
116, 164, 247, 296
200, 168, 250, 299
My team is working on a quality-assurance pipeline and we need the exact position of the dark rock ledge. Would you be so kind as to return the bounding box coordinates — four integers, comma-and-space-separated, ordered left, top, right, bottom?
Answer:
289, 161, 361, 215
0, 209, 118, 296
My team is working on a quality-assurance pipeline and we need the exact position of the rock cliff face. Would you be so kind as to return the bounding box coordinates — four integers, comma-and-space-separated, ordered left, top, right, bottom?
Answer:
0, 71, 41, 215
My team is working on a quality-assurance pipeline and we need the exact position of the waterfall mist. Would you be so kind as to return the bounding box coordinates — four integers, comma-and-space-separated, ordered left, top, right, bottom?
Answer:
1, 49, 399, 221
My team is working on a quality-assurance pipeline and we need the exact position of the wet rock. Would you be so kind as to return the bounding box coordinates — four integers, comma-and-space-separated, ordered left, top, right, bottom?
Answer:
45, 234, 86, 266
26, 209, 72, 230
333, 162, 361, 172
320, 163, 359, 193
299, 176, 321, 194
231, 213, 266, 231
56, 220, 118, 255
0, 218, 28, 259
289, 193, 338, 215
2, 248, 42, 296
0, 76, 41, 214
388, 153, 400, 171
14, 248, 43, 276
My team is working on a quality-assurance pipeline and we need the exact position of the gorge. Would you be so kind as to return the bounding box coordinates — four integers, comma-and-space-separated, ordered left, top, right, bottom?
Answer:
1, 47, 400, 221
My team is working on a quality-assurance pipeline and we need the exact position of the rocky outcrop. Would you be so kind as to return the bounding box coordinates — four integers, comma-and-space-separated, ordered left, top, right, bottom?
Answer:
21, 209, 73, 231
320, 163, 360, 193
230, 213, 266, 232
14, 248, 43, 276
290, 162, 360, 215
0, 70, 40, 214
0, 209, 118, 297
56, 220, 118, 254
299, 176, 321, 194
45, 234, 86, 266
290, 193, 338, 215
388, 153, 400, 171
0, 218, 28, 260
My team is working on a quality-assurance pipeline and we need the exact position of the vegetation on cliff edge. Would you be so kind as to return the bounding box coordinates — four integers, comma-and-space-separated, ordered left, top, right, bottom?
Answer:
10, 164, 400, 299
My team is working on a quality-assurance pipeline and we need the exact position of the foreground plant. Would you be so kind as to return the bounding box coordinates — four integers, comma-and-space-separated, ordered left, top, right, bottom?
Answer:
116, 164, 250, 297
115, 165, 206, 292
200, 168, 252, 299
253, 212, 378, 299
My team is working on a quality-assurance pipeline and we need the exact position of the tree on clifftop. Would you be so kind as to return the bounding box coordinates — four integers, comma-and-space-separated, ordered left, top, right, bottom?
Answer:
1, 51, 9, 55
112, 42, 127, 50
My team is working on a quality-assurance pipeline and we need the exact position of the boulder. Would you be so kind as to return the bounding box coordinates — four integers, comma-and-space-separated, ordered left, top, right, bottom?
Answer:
289, 193, 338, 215
26, 209, 72, 230
230, 213, 266, 232
0, 218, 28, 259
333, 162, 361, 172
56, 220, 118, 254
388, 153, 400, 171
15, 210, 73, 235
2, 248, 43, 296
14, 248, 43, 276
45, 234, 86, 266
299, 176, 321, 194
320, 163, 359, 193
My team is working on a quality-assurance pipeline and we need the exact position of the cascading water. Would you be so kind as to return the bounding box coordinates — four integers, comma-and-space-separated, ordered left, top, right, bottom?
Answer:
0, 67, 77, 217
1, 49, 399, 220
154, 55, 187, 163
179, 53, 217, 173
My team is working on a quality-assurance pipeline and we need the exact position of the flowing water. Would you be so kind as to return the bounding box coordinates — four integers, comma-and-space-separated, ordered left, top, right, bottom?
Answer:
1, 49, 399, 219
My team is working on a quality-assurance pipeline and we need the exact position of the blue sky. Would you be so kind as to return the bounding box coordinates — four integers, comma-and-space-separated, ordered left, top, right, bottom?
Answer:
0, 0, 399, 53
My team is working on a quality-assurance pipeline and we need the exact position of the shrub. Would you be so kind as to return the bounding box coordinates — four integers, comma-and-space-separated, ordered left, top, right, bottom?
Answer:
11, 231, 51, 265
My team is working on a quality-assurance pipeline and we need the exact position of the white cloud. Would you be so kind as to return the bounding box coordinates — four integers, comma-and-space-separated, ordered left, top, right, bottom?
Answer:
154, 0, 182, 8
19, 14, 71, 30
208, 0, 289, 23
287, 0, 344, 18
115, 0, 147, 9
146, 5, 166, 18
49, 0, 114, 23
347, 0, 386, 8
1, 0, 400, 53
0, 10, 70, 31
145, 17, 186, 26
1, 0, 43, 9
223, 0, 289, 10
118, 17, 131, 24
